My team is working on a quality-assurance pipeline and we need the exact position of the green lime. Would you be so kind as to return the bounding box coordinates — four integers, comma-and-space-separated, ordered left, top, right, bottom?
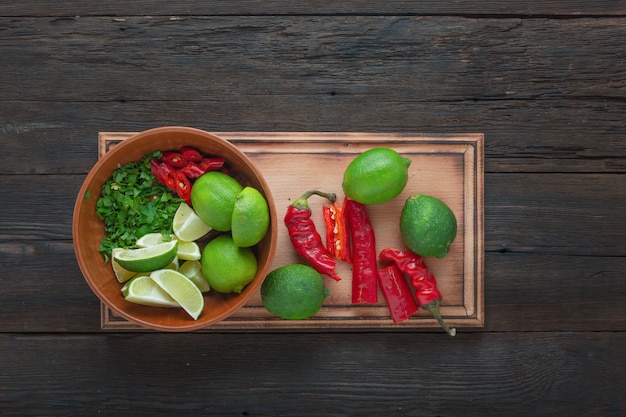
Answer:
261, 264, 330, 320
113, 240, 178, 272
191, 171, 243, 232
400, 194, 457, 258
150, 269, 205, 320
231, 186, 270, 248
201, 235, 257, 293
121, 275, 180, 308
342, 147, 411, 205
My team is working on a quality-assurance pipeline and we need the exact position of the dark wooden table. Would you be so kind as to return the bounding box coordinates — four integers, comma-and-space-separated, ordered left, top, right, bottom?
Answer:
2, 2, 625, 416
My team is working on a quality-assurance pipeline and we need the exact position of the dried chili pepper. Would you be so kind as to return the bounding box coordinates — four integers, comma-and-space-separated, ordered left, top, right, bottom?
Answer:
322, 196, 350, 263
285, 190, 341, 281
378, 264, 419, 323
379, 248, 456, 336
161, 151, 187, 168
345, 198, 378, 304
180, 146, 203, 163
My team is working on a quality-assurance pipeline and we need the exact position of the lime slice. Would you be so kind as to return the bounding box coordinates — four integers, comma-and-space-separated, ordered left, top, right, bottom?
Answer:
111, 248, 137, 283
150, 269, 205, 320
113, 240, 178, 272
177, 241, 201, 261
121, 275, 180, 308
173, 202, 212, 242
136, 232, 175, 248
179, 260, 210, 292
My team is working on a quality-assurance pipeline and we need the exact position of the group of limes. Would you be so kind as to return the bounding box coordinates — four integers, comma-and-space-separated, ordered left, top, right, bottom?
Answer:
111, 169, 270, 320
261, 147, 457, 321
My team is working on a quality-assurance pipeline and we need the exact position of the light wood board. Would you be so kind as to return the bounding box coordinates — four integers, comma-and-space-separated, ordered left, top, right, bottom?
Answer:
99, 132, 484, 331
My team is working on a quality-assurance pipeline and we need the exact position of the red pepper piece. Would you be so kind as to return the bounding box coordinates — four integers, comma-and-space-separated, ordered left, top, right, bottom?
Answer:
158, 162, 178, 193
174, 170, 192, 205
150, 158, 167, 185
179, 161, 206, 179
377, 264, 419, 323
180, 146, 203, 163
345, 198, 378, 304
322, 197, 350, 263
161, 151, 187, 168
284, 190, 341, 281
379, 248, 456, 336
198, 157, 225, 172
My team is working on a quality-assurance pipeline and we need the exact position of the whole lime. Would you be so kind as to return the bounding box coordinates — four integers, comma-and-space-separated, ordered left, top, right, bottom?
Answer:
261, 264, 330, 320
190, 171, 243, 232
201, 235, 257, 293
400, 194, 457, 258
231, 186, 270, 248
342, 147, 411, 205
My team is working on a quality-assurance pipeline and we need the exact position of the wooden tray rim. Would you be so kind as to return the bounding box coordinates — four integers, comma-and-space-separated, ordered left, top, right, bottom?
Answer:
98, 131, 484, 332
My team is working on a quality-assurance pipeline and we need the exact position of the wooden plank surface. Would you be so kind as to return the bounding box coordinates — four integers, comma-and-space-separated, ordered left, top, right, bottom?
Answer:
98, 132, 484, 330
2, 332, 624, 416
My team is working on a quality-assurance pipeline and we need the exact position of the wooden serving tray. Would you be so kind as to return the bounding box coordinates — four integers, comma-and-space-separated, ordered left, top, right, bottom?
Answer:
99, 132, 484, 331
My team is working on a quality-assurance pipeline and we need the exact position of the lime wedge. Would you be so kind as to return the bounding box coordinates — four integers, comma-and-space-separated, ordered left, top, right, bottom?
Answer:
150, 269, 205, 320
173, 202, 212, 242
121, 275, 180, 308
179, 260, 211, 292
111, 248, 137, 283
177, 241, 201, 261
113, 240, 178, 272
136, 232, 175, 248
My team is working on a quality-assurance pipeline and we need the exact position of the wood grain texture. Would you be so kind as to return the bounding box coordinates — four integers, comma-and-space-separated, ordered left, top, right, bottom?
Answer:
1, 16, 625, 174
1, 332, 624, 416
1, 1, 625, 16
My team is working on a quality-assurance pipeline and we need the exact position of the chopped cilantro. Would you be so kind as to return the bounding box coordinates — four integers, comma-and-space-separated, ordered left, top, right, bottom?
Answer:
96, 150, 182, 262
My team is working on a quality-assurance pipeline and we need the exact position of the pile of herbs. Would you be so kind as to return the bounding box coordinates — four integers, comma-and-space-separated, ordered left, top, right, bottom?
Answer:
96, 150, 181, 262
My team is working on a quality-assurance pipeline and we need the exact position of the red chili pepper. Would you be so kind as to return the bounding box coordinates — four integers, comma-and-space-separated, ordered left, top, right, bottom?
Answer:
150, 158, 167, 185
154, 161, 178, 192
161, 151, 187, 168
174, 170, 192, 205
198, 157, 225, 172
179, 161, 206, 179
379, 248, 457, 336
179, 146, 203, 163
322, 197, 350, 263
377, 264, 419, 324
284, 190, 341, 281
345, 198, 378, 304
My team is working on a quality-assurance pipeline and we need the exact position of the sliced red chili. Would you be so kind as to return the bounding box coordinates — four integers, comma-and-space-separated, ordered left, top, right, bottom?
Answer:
179, 161, 206, 179
174, 170, 192, 205
198, 157, 225, 172
161, 151, 187, 168
345, 198, 378, 304
377, 264, 418, 324
322, 197, 350, 263
159, 162, 178, 193
180, 146, 203, 163
150, 158, 167, 185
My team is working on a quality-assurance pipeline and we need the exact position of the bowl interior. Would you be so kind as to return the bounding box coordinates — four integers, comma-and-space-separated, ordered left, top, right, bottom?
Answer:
73, 127, 277, 331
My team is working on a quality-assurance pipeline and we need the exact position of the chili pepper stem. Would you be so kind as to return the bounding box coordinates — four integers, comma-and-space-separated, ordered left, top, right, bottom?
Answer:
298, 190, 336, 204
422, 299, 457, 337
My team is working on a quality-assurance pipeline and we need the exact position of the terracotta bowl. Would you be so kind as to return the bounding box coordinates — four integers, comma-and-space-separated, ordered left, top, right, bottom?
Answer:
73, 126, 278, 331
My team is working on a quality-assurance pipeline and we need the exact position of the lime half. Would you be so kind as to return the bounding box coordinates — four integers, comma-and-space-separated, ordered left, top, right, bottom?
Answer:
122, 275, 180, 308
150, 269, 205, 320
173, 202, 212, 242
113, 240, 178, 272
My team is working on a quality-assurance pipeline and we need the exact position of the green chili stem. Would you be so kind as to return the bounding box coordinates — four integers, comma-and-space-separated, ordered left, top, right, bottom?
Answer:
422, 299, 457, 337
